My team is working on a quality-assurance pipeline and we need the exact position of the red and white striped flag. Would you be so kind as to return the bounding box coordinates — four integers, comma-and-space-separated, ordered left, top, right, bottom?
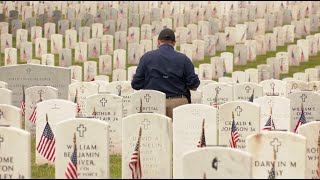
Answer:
65, 133, 78, 179
29, 107, 37, 123
129, 128, 142, 179
36, 114, 55, 162
229, 112, 240, 148
294, 103, 307, 134
197, 119, 206, 148
21, 85, 26, 116
74, 89, 81, 113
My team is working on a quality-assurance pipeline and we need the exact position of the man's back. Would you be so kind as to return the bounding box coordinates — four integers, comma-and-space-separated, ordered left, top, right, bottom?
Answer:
131, 44, 200, 100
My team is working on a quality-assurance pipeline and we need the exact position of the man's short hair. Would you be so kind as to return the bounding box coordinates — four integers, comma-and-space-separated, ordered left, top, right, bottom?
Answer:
158, 28, 176, 42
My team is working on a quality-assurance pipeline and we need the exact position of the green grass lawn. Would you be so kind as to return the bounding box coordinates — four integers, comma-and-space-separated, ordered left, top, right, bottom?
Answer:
3, 23, 320, 178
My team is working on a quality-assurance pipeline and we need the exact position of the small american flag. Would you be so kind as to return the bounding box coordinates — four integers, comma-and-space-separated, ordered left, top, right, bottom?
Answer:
29, 107, 37, 123
197, 119, 206, 148
21, 85, 26, 116
268, 160, 276, 179
74, 89, 81, 113
263, 115, 276, 131
294, 103, 307, 133
248, 89, 255, 102
229, 112, 240, 148
36, 114, 56, 162
268, 147, 277, 179
65, 133, 78, 179
129, 128, 142, 179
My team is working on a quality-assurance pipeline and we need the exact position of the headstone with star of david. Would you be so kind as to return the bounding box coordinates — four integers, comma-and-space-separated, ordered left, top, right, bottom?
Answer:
202, 83, 233, 107
36, 99, 77, 165
55, 118, 109, 178
129, 90, 166, 115
246, 131, 306, 179
218, 101, 260, 150
0, 126, 31, 179
182, 147, 252, 178
173, 104, 217, 178
25, 86, 58, 135
233, 82, 263, 102
298, 121, 320, 179
122, 113, 172, 178
253, 96, 291, 131
287, 91, 320, 132
86, 94, 122, 155
0, 104, 21, 128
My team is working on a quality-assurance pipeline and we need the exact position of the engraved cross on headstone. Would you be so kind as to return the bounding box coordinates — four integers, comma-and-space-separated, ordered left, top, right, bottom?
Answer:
313, 84, 318, 91
245, 86, 251, 93
26, 68, 31, 74
215, 87, 221, 95
142, 119, 150, 129
292, 83, 298, 89
0, 136, 3, 149
235, 106, 242, 116
38, 90, 44, 96
144, 94, 151, 102
100, 98, 107, 107
270, 138, 281, 152
300, 94, 307, 102
77, 124, 87, 137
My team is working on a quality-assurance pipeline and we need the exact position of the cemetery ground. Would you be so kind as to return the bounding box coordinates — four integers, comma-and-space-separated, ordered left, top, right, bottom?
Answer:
3, 27, 320, 178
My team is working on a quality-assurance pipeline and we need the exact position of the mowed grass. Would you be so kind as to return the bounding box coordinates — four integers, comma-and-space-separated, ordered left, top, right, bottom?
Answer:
2, 19, 320, 178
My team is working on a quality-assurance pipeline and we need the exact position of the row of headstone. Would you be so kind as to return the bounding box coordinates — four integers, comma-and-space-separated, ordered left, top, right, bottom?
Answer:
3, 112, 320, 178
